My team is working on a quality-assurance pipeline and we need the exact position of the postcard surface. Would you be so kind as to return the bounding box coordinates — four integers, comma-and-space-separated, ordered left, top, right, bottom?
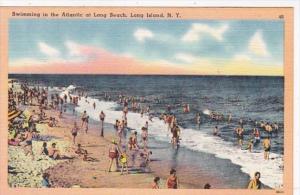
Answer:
0, 6, 294, 195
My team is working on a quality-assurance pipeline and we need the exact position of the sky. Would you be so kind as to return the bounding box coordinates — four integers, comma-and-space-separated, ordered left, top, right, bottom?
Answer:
9, 19, 283, 75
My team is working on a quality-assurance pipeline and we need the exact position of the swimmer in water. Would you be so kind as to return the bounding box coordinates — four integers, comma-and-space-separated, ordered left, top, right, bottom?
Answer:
236, 127, 244, 147
213, 126, 220, 136
196, 113, 201, 127
228, 113, 232, 123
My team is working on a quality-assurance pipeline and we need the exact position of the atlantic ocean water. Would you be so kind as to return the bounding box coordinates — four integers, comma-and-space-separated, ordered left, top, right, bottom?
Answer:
9, 74, 284, 188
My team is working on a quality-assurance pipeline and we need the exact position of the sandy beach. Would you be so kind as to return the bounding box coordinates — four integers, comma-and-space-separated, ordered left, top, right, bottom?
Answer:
8, 103, 168, 188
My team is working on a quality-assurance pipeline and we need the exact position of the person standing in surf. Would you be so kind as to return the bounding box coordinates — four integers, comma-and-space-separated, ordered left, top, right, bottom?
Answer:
141, 127, 148, 149
171, 125, 181, 149
99, 111, 105, 137
263, 136, 271, 160
196, 113, 201, 127
235, 126, 244, 147
81, 110, 88, 128
213, 126, 220, 136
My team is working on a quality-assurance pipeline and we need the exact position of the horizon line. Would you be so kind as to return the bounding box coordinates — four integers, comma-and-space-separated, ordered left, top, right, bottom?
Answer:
8, 73, 284, 77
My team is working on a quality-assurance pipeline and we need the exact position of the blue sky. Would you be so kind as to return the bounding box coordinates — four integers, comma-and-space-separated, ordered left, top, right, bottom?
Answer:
9, 19, 284, 75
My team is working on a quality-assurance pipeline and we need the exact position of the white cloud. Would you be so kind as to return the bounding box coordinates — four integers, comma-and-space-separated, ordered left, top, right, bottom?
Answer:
182, 23, 229, 43
134, 28, 154, 42
38, 42, 60, 57
248, 31, 269, 57
233, 53, 251, 61
65, 40, 82, 56
175, 53, 197, 63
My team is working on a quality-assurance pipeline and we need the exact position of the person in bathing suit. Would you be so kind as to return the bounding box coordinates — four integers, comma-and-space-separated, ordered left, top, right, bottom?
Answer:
152, 177, 160, 189
263, 136, 271, 160
248, 172, 262, 189
166, 169, 179, 189
107, 140, 120, 172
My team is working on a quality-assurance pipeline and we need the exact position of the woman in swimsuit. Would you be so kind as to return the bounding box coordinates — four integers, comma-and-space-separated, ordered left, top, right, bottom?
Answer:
166, 169, 179, 189
107, 140, 120, 172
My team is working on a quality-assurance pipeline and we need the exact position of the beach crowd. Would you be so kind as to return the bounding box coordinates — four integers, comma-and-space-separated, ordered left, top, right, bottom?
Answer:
8, 80, 281, 189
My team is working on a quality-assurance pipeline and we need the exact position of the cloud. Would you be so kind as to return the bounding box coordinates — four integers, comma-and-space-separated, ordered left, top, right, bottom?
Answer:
65, 40, 82, 56
233, 53, 251, 61
182, 23, 229, 43
175, 53, 197, 63
248, 31, 269, 57
134, 28, 154, 42
38, 42, 60, 57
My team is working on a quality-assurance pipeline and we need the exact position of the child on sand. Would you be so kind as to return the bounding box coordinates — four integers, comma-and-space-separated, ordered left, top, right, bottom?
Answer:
166, 169, 179, 189
119, 147, 129, 175
152, 177, 160, 189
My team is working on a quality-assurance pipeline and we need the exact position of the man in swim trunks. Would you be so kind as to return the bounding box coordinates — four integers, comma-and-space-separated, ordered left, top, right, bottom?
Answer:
81, 110, 88, 128
48, 143, 60, 160
99, 111, 105, 137
166, 169, 179, 189
141, 127, 148, 149
236, 127, 244, 147
248, 172, 262, 189
71, 122, 79, 144
172, 125, 180, 149
263, 136, 271, 160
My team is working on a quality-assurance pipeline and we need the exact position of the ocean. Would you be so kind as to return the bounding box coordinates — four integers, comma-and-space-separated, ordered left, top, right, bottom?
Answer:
9, 74, 284, 188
